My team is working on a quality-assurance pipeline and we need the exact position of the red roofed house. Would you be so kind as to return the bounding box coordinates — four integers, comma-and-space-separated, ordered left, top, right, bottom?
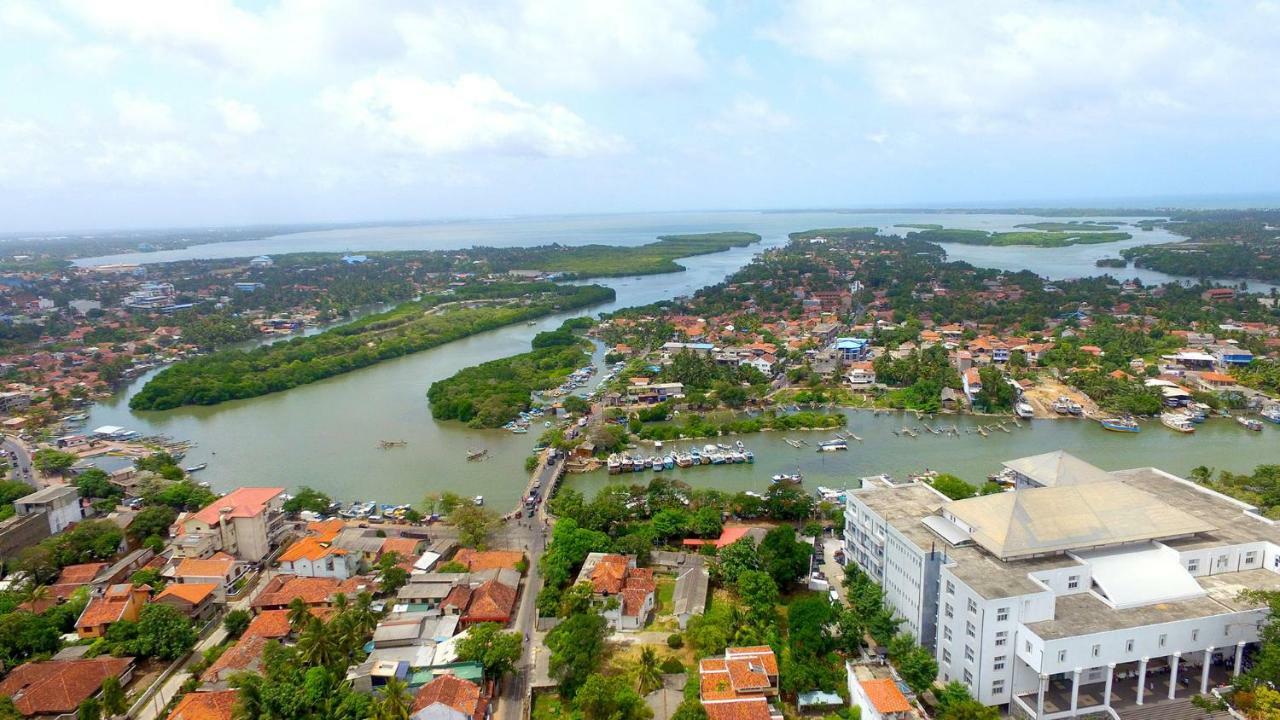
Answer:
0, 657, 135, 719
251, 574, 370, 612
851, 678, 914, 720
166, 689, 240, 720
172, 552, 244, 602
176, 487, 286, 562
202, 635, 269, 687
460, 578, 517, 627
153, 582, 220, 623
699, 647, 781, 720
410, 674, 488, 720
682, 526, 766, 550
49, 562, 106, 601
278, 536, 358, 579
574, 553, 656, 631
452, 549, 524, 572
76, 583, 150, 639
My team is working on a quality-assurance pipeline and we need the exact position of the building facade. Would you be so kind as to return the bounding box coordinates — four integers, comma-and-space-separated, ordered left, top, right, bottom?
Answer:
843, 451, 1279, 718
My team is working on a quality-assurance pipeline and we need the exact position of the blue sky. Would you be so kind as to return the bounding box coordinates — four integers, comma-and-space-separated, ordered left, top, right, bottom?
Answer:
1, 0, 1278, 232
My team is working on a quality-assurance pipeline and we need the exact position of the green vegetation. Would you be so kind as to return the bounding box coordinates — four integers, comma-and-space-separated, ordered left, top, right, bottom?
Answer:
1095, 257, 1128, 268
282, 486, 333, 514
873, 346, 961, 412
93, 603, 197, 660
1192, 465, 1280, 519
1231, 359, 1280, 396
455, 622, 523, 678
485, 232, 761, 278
907, 227, 1131, 247
32, 449, 78, 475
894, 223, 943, 230
1065, 369, 1163, 415
131, 283, 613, 410
429, 319, 594, 428
928, 473, 1002, 500
14, 520, 123, 584
631, 409, 843, 441
1120, 209, 1280, 282
1014, 221, 1120, 232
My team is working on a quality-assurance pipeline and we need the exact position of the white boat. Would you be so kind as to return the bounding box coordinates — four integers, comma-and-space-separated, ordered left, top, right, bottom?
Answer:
1237, 416, 1264, 432
817, 439, 848, 452
654, 440, 663, 450
771, 471, 803, 484
1263, 406, 1280, 424
183, 463, 207, 473
1161, 412, 1196, 433
473, 495, 484, 506
1014, 402, 1034, 419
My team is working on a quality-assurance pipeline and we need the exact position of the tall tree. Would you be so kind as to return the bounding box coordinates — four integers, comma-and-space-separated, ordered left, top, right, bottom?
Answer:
546, 612, 608, 698
455, 622, 522, 678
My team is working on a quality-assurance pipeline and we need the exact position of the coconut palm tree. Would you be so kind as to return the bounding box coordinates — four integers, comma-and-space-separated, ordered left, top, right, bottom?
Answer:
296, 616, 338, 668
634, 646, 663, 695
331, 591, 350, 613
373, 677, 412, 720
286, 597, 311, 635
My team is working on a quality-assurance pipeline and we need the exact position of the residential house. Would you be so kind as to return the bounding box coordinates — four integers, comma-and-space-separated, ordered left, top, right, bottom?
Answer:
252, 574, 370, 612
153, 582, 220, 623
452, 549, 524, 572
850, 676, 915, 720
624, 381, 684, 405
14, 485, 83, 535
575, 553, 655, 631
460, 578, 518, 627
699, 647, 782, 720
411, 674, 488, 720
672, 564, 709, 630
49, 562, 107, 601
846, 362, 876, 387
172, 552, 243, 602
176, 487, 286, 562
278, 536, 359, 579
0, 657, 135, 719
202, 635, 269, 687
166, 689, 239, 720
76, 583, 150, 639
834, 337, 870, 361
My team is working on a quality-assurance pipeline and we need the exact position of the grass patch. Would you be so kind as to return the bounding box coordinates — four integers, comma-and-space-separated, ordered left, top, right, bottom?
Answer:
501, 232, 762, 278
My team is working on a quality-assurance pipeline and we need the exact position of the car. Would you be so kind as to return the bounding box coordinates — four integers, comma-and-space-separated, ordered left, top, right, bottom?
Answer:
526, 508, 535, 518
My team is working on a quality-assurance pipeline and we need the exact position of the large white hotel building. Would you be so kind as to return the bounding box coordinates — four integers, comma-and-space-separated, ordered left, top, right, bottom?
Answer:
843, 450, 1277, 719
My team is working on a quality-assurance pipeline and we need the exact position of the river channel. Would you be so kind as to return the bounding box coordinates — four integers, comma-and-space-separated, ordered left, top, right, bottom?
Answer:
78, 212, 1280, 510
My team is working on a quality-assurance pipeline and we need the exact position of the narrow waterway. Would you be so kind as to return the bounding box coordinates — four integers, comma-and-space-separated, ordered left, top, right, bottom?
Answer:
78, 212, 1280, 509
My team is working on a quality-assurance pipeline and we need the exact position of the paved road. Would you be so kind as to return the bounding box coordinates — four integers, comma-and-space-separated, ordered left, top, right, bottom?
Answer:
821, 535, 846, 604
2, 434, 37, 486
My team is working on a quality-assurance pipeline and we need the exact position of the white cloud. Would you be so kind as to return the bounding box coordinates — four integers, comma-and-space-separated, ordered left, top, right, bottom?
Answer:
768, 1, 1280, 134
865, 131, 889, 145
0, 0, 71, 41
58, 43, 122, 74
212, 98, 262, 135
703, 95, 793, 135
322, 72, 626, 158
113, 91, 176, 133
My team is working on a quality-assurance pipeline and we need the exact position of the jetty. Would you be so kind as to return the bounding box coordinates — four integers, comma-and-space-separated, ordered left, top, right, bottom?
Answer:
378, 439, 408, 449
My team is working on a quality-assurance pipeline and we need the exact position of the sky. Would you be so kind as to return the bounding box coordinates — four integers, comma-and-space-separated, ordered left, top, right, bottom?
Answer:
1, 0, 1279, 232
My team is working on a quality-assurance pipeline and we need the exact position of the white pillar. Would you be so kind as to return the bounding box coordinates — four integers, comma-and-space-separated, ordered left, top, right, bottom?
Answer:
1070, 668, 1081, 714
1235, 642, 1246, 676
1137, 657, 1148, 705
1104, 663, 1116, 709
1169, 652, 1181, 700
1036, 674, 1047, 718
1201, 648, 1214, 694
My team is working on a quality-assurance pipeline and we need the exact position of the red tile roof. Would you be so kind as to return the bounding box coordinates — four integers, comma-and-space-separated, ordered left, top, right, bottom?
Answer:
154, 582, 217, 606
0, 657, 134, 716
174, 552, 236, 580
51, 562, 106, 598
188, 487, 283, 526
453, 548, 524, 572
589, 554, 629, 594
703, 698, 773, 720
462, 578, 517, 623
279, 536, 347, 563
202, 635, 268, 683
379, 537, 421, 559
167, 689, 239, 720
411, 674, 482, 716
860, 678, 912, 713
251, 574, 367, 609
77, 584, 145, 630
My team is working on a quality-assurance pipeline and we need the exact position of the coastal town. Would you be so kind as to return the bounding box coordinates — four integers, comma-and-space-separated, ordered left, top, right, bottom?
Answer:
3, 217, 1280, 720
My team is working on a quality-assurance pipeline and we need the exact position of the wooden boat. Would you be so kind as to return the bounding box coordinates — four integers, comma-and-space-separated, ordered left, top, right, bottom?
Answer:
467, 448, 488, 461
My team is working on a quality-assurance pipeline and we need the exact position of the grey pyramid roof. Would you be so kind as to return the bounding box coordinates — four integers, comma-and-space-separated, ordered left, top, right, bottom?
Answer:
1002, 450, 1114, 487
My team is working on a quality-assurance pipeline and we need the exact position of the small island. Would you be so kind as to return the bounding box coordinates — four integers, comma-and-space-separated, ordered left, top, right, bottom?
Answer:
904, 227, 1132, 247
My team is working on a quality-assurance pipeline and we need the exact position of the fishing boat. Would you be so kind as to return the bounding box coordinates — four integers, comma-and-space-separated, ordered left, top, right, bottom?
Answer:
817, 439, 848, 452
1014, 402, 1034, 419
771, 471, 803, 484
466, 448, 488, 461
1237, 416, 1264, 432
744, 450, 755, 463
785, 438, 803, 448
735, 440, 745, 451
607, 454, 622, 473
1262, 406, 1280, 424
652, 458, 664, 472
472, 495, 484, 506
689, 448, 703, 465
1100, 417, 1140, 433
183, 463, 207, 473
1187, 403, 1209, 423
654, 440, 664, 451
718, 443, 732, 451
1162, 412, 1196, 433
676, 453, 693, 468
664, 455, 675, 469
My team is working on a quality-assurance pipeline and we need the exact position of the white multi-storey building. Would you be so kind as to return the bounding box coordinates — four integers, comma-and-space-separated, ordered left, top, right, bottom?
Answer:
844, 451, 1276, 718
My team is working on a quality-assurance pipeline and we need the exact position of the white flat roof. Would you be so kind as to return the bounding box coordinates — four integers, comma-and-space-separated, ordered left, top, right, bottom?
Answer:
1073, 544, 1205, 609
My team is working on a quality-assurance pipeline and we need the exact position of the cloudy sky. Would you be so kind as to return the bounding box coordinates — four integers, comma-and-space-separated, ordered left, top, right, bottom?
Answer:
2, 0, 1278, 232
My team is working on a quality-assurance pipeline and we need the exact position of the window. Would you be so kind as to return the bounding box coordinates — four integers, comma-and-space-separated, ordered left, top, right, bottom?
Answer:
1026, 640, 1033, 653
1126, 639, 1135, 653
944, 626, 953, 641
1192, 629, 1200, 642
1159, 634, 1167, 648
1058, 649, 1067, 662
992, 680, 1005, 695
946, 580, 955, 595
966, 621, 976, 638
945, 603, 954, 618
968, 598, 978, 613
965, 645, 975, 661
996, 607, 1009, 622
1067, 575, 1080, 590
1188, 559, 1200, 572
1217, 555, 1230, 569
1092, 644, 1100, 657
963, 670, 973, 684
993, 655, 1006, 671
1246, 551, 1259, 566
995, 631, 1008, 647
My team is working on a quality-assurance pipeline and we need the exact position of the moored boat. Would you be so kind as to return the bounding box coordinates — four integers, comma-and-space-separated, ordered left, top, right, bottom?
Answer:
1100, 417, 1140, 433
1262, 406, 1280, 424
817, 439, 848, 452
1161, 412, 1196, 433
771, 471, 803, 484
1237, 416, 1263, 432
1014, 402, 1034, 419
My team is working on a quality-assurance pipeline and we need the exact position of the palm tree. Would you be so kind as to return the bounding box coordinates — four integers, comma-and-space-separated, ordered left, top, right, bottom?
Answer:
297, 616, 338, 668
230, 673, 265, 720
286, 597, 311, 635
352, 591, 379, 634
634, 646, 663, 695
374, 677, 412, 720
331, 591, 350, 614
20, 583, 50, 610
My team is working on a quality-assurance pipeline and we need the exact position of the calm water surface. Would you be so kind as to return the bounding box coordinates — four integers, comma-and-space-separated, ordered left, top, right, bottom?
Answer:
79, 213, 1280, 509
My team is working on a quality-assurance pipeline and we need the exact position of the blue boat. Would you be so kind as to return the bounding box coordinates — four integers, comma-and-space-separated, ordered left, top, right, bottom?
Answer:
1100, 417, 1140, 433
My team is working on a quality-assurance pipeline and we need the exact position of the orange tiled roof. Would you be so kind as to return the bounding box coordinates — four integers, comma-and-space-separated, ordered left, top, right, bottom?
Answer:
0, 657, 133, 716
380, 537, 421, 558
412, 674, 483, 716
188, 487, 283, 526
463, 578, 517, 622
252, 574, 347, 609
725, 647, 778, 675
77, 584, 141, 629
242, 607, 330, 639
279, 536, 346, 563
167, 689, 239, 720
861, 678, 912, 713
202, 635, 267, 683
154, 583, 217, 606
174, 552, 236, 579
621, 587, 651, 617
590, 554, 629, 594
454, 548, 524, 572
443, 585, 472, 611
306, 518, 346, 542
704, 699, 773, 720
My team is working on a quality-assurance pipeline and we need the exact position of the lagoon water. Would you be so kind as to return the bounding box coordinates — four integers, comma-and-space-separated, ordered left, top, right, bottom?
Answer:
78, 211, 1280, 510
